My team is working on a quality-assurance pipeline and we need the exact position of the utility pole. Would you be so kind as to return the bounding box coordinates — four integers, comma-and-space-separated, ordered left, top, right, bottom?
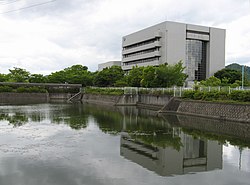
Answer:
242, 65, 244, 89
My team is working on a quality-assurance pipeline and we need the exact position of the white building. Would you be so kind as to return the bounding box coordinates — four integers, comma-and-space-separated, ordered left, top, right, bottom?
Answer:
98, 61, 121, 71
122, 21, 226, 82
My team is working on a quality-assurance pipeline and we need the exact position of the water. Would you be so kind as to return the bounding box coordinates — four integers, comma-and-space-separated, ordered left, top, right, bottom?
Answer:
0, 103, 250, 185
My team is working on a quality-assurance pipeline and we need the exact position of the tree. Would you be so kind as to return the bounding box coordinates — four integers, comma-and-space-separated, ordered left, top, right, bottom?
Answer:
94, 66, 125, 87
200, 76, 221, 86
47, 70, 66, 83
155, 62, 187, 87
140, 61, 187, 88
29, 74, 47, 83
47, 64, 93, 86
8, 67, 30, 82
0, 73, 8, 82
214, 68, 241, 84
141, 66, 157, 87
127, 66, 144, 87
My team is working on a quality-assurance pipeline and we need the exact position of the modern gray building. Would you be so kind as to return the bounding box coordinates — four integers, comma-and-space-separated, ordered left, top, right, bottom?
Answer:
122, 21, 225, 82
98, 61, 121, 71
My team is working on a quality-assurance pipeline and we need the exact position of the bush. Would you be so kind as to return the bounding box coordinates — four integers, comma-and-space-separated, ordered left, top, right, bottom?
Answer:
47, 87, 79, 93
203, 91, 219, 101
230, 90, 250, 102
229, 91, 244, 101
0, 86, 13, 92
16, 86, 47, 93
182, 90, 195, 99
243, 91, 250, 101
193, 91, 204, 100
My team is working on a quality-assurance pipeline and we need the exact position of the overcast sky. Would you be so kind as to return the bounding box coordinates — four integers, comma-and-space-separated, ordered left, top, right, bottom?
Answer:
0, 0, 250, 74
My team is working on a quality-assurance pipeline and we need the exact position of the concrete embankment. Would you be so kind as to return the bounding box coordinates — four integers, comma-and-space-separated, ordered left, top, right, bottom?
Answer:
161, 99, 250, 123
0, 93, 49, 104
82, 94, 170, 109
0, 92, 77, 104
82, 93, 250, 123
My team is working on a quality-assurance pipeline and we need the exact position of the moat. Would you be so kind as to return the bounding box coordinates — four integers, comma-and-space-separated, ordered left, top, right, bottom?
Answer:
0, 103, 250, 185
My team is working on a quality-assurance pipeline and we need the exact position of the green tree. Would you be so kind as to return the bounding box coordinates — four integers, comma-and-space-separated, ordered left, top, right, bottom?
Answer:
155, 62, 187, 87
47, 70, 66, 83
47, 64, 93, 86
200, 76, 221, 86
94, 66, 125, 87
0, 73, 8, 82
214, 68, 241, 84
63, 65, 92, 85
29, 74, 47, 83
8, 67, 30, 82
141, 61, 187, 88
141, 66, 157, 87
127, 66, 144, 87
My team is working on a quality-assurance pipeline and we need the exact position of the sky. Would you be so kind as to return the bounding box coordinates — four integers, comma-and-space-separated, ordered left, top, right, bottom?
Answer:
0, 0, 250, 75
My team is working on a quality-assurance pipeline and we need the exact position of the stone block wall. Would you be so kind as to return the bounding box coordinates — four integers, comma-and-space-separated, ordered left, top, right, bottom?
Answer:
178, 100, 250, 122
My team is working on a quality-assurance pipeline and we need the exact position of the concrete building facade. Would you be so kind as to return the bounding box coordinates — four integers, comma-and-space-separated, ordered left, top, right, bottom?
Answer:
122, 21, 225, 82
98, 61, 121, 71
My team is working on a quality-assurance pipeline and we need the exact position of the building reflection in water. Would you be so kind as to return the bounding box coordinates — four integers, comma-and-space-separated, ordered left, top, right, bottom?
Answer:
120, 130, 222, 176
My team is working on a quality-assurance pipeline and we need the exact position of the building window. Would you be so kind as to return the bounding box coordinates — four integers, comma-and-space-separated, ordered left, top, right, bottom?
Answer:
186, 40, 207, 81
123, 48, 159, 58
123, 38, 158, 50
124, 57, 159, 66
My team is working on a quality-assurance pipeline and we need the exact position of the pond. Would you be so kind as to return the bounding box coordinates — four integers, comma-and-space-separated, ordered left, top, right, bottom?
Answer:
0, 103, 250, 185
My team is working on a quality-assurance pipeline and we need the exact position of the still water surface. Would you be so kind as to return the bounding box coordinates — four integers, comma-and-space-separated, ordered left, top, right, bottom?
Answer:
0, 103, 250, 185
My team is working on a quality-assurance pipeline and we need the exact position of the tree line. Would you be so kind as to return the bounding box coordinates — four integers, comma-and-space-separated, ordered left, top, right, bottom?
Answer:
0, 62, 249, 88
0, 62, 188, 88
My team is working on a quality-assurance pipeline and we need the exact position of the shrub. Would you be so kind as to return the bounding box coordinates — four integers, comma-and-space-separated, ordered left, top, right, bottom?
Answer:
16, 86, 47, 93
243, 91, 250, 101
203, 91, 219, 101
193, 91, 204, 100
229, 91, 244, 101
182, 90, 195, 99
0, 86, 13, 92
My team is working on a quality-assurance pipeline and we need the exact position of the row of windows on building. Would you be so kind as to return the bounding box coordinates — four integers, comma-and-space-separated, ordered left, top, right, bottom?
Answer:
123, 47, 160, 58
123, 57, 160, 66
123, 37, 160, 50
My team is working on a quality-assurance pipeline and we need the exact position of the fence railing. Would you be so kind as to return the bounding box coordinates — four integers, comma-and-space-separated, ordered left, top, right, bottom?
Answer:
85, 86, 250, 97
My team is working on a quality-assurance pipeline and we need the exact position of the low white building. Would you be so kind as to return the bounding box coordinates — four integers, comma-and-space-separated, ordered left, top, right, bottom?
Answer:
98, 61, 121, 71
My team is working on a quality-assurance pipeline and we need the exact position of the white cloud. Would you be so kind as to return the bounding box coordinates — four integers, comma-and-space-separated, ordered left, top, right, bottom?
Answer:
0, 0, 250, 74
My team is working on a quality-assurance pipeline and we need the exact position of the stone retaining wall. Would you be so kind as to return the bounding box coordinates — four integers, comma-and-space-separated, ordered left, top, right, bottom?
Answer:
177, 100, 250, 123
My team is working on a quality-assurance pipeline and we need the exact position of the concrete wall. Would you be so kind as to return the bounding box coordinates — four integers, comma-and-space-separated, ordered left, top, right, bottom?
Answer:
49, 93, 72, 100
165, 22, 186, 65
0, 93, 76, 104
138, 94, 171, 107
82, 94, 121, 105
208, 27, 226, 77
0, 93, 49, 104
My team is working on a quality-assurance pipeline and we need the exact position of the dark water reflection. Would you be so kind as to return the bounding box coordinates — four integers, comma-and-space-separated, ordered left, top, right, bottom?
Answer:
0, 103, 250, 185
